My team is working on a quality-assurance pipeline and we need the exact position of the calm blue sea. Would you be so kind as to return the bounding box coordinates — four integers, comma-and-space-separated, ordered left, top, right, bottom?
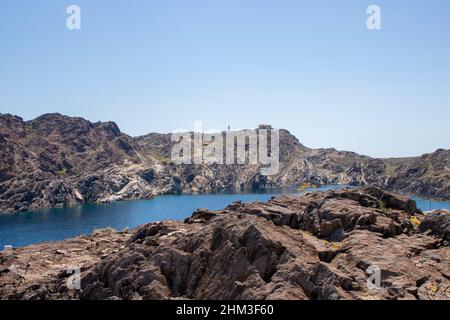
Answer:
0, 186, 449, 248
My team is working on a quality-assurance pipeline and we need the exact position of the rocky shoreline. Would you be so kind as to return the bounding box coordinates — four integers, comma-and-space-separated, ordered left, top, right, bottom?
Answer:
0, 113, 449, 214
1, 188, 449, 300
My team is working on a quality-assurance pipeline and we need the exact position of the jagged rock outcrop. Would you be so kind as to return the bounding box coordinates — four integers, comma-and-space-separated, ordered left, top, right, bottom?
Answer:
1, 188, 448, 300
0, 113, 449, 213
0, 229, 128, 300
419, 210, 450, 245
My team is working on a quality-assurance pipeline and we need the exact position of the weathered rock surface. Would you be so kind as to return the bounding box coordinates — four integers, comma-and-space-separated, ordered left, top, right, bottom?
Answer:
1, 188, 448, 300
0, 229, 128, 300
419, 210, 450, 245
1, 113, 449, 213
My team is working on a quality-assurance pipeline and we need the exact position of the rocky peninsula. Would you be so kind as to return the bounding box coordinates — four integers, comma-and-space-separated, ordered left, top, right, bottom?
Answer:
0, 113, 449, 213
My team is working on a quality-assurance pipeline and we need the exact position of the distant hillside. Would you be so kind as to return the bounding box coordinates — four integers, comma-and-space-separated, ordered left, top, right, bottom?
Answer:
383, 149, 450, 200
0, 113, 448, 213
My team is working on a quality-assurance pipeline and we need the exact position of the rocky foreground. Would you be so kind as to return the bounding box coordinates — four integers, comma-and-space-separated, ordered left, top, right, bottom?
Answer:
0, 188, 449, 300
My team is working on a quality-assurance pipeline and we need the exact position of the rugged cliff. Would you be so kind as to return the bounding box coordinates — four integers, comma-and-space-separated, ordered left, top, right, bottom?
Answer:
0, 113, 449, 213
1, 188, 448, 300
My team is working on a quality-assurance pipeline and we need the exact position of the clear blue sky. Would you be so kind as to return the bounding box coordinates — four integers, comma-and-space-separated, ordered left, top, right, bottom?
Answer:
1, 0, 449, 158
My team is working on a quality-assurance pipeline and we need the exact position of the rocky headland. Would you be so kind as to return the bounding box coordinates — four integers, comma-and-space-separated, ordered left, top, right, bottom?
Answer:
0, 113, 449, 213
0, 188, 449, 300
